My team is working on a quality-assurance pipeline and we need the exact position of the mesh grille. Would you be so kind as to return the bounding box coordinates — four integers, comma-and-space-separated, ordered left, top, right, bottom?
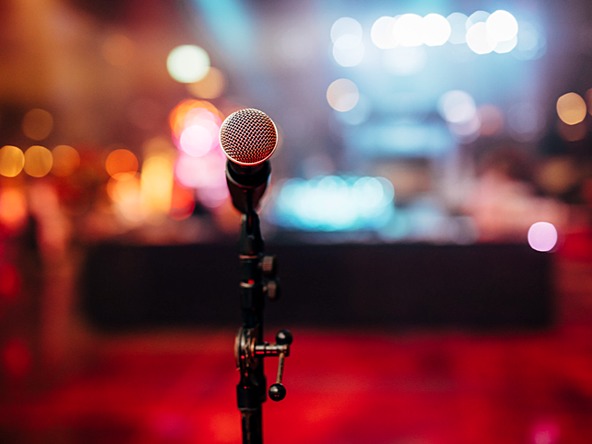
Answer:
219, 108, 278, 165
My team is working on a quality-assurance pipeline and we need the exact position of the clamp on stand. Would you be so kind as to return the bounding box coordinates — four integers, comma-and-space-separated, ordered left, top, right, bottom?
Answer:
233, 189, 292, 444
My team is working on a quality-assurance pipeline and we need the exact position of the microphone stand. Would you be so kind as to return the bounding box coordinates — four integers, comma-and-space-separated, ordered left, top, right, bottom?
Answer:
232, 184, 292, 444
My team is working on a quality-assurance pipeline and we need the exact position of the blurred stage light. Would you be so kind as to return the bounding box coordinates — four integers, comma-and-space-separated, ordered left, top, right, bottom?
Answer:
528, 222, 558, 252
167, 45, 210, 83
330, 17, 363, 43
438, 90, 477, 124
105, 148, 139, 178
487, 10, 519, 42
169, 99, 222, 140
0, 146, 25, 178
168, 99, 227, 208
371, 16, 397, 49
331, 17, 364, 67
24, 145, 53, 178
326, 78, 359, 112
392, 14, 423, 47
366, 10, 520, 55
22, 108, 53, 141
466, 22, 495, 54
332, 34, 365, 67
0, 188, 27, 231
107, 173, 143, 224
141, 152, 174, 217
556, 92, 587, 125
51, 145, 80, 177
423, 14, 451, 47
179, 121, 218, 157
447, 12, 468, 44
271, 175, 394, 231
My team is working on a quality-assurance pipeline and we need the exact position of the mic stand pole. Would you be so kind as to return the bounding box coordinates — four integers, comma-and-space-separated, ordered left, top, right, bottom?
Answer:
234, 193, 292, 444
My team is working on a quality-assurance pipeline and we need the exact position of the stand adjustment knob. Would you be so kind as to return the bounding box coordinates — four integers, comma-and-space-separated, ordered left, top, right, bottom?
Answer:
266, 279, 280, 301
276, 329, 292, 346
268, 329, 292, 402
268, 383, 286, 401
261, 254, 277, 277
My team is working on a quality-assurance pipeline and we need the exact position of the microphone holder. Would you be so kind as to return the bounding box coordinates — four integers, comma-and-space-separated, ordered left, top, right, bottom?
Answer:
233, 189, 292, 444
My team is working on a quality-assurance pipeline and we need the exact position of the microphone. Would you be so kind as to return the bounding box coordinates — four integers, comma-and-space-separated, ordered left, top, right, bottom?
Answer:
219, 108, 278, 213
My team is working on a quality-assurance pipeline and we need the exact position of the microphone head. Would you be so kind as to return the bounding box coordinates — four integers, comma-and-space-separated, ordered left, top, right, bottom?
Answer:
219, 108, 278, 166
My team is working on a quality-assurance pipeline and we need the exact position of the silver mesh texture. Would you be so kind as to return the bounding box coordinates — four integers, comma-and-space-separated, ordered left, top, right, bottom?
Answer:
219, 108, 278, 166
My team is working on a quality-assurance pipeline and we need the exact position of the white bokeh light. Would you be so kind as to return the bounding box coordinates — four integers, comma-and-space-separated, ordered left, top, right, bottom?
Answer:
422, 14, 452, 46
167, 45, 210, 83
371, 16, 397, 49
393, 14, 424, 47
528, 222, 558, 252
326, 79, 360, 112
486, 10, 519, 42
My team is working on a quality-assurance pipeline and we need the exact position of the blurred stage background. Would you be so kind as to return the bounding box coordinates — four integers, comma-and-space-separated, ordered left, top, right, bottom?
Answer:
1, 0, 592, 442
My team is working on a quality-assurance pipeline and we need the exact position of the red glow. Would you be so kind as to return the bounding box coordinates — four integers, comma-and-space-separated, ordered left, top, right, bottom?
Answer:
169, 183, 196, 220
0, 262, 21, 300
2, 338, 32, 379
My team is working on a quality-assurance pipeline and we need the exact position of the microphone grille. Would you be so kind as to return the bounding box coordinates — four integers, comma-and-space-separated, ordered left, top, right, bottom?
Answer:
219, 108, 278, 166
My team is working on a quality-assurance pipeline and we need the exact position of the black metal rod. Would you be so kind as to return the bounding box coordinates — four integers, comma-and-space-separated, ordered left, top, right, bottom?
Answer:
236, 205, 266, 444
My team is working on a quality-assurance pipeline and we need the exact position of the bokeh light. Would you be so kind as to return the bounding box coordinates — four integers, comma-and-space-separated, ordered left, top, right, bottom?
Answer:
167, 45, 210, 83
169, 99, 223, 141
486, 10, 519, 42
331, 17, 364, 67
24, 145, 53, 177
422, 14, 451, 46
447, 12, 468, 44
0, 145, 25, 178
0, 188, 27, 231
556, 92, 587, 125
51, 145, 80, 177
169, 99, 227, 208
141, 152, 174, 217
371, 16, 397, 49
22, 108, 53, 141
466, 22, 495, 54
326, 78, 359, 112
438, 90, 477, 124
527, 221, 558, 252
332, 34, 365, 67
179, 119, 219, 157
393, 14, 424, 47
273, 175, 394, 231
330, 17, 363, 43
170, 183, 196, 220
105, 148, 139, 178
106, 172, 143, 224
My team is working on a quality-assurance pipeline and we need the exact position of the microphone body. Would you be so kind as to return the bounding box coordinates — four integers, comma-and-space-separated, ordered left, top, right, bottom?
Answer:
225, 160, 270, 214
219, 108, 278, 213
